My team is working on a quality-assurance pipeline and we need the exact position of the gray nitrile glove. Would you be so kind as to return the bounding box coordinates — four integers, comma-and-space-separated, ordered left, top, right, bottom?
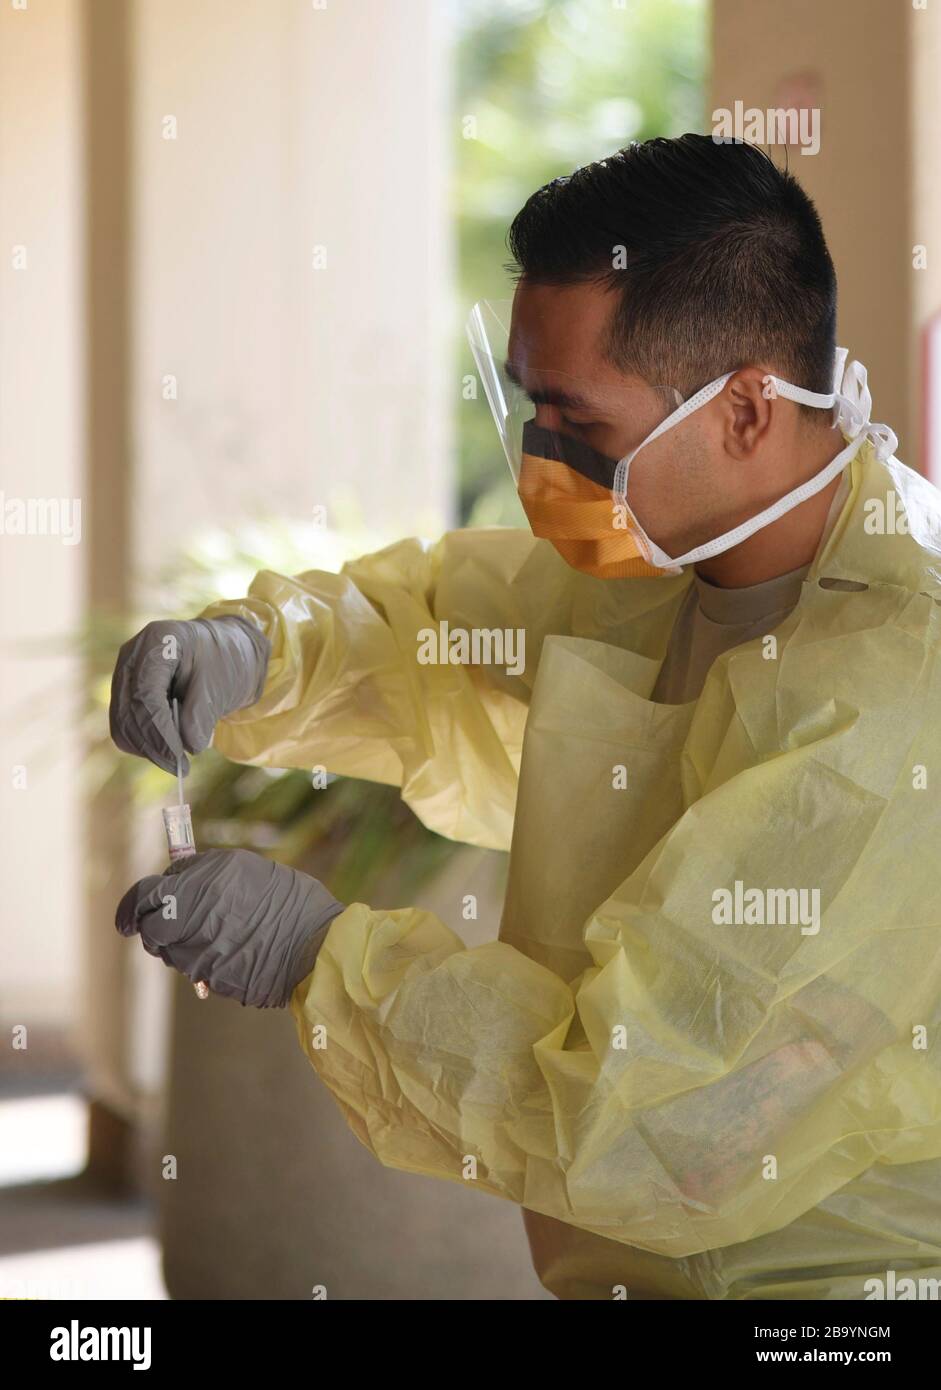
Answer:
109, 615, 271, 775
115, 848, 345, 1007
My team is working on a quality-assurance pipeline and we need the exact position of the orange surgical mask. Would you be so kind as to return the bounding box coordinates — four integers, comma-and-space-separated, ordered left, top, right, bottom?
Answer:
518, 421, 668, 579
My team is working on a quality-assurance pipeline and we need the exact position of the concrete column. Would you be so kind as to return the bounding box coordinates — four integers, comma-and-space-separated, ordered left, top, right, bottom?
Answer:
81, 0, 138, 1184
0, 0, 85, 1086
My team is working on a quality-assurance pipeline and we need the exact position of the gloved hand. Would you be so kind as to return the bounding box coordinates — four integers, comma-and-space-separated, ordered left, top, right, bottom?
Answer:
115, 848, 345, 1008
109, 615, 271, 775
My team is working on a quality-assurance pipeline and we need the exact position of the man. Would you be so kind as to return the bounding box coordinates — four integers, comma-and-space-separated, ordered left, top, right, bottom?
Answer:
111, 136, 941, 1300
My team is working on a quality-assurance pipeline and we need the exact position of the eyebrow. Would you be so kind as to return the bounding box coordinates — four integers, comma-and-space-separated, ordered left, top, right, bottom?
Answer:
503, 358, 596, 411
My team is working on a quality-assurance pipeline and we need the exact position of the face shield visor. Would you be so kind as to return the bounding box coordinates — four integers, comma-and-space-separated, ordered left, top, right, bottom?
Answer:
466, 299, 685, 578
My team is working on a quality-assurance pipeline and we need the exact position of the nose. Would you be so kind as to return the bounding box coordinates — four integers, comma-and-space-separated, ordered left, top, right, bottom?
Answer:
533, 403, 564, 431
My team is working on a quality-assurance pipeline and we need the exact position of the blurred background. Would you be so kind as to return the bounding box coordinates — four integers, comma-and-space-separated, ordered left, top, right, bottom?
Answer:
1, 0, 938, 1300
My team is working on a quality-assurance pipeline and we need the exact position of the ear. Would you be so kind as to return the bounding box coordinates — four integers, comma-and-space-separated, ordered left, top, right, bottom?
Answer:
722, 368, 775, 460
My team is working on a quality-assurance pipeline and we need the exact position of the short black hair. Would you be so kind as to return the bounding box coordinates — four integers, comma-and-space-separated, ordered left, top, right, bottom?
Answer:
507, 135, 837, 412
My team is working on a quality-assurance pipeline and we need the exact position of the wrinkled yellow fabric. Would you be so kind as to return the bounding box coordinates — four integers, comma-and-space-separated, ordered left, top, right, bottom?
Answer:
202, 440, 941, 1299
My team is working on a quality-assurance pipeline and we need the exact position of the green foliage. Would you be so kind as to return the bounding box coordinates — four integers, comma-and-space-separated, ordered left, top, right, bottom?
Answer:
452, 0, 707, 523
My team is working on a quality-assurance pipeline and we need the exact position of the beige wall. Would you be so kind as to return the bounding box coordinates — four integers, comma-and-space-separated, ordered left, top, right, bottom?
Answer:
132, 0, 452, 545
712, 0, 941, 469
911, 0, 941, 475
0, 0, 84, 1027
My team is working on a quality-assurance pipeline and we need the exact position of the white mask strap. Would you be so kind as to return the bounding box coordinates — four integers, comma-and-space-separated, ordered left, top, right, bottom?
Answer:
611, 373, 732, 497
760, 373, 835, 409
611, 348, 897, 573
643, 432, 866, 571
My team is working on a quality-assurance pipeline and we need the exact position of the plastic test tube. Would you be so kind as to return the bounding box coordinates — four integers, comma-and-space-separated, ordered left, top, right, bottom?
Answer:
162, 698, 209, 1000
162, 801, 196, 861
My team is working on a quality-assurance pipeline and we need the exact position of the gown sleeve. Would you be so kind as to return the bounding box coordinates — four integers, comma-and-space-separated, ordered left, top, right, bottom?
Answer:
199, 527, 558, 852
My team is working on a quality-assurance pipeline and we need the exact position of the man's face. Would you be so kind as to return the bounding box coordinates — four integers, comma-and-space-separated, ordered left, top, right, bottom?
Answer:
506, 279, 729, 557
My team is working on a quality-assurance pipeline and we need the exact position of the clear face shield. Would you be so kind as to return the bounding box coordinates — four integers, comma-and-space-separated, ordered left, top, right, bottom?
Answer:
466, 299, 686, 578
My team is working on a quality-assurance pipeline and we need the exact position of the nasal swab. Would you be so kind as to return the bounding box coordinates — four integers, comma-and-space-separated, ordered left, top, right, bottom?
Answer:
162, 701, 196, 862
161, 697, 209, 1000
175, 698, 186, 810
